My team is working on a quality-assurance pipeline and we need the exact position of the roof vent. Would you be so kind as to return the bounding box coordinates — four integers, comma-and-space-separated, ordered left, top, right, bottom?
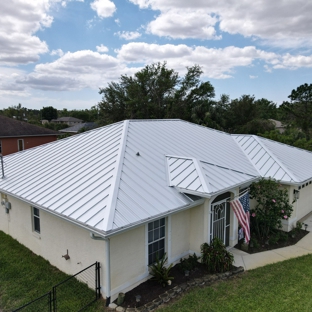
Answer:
136, 152, 140, 156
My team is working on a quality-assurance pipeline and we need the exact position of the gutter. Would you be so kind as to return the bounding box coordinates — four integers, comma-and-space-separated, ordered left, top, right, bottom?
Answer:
0, 134, 60, 138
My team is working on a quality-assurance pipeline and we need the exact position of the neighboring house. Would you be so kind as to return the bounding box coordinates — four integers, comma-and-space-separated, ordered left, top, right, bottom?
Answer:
0, 115, 60, 156
1, 119, 312, 303
58, 122, 97, 134
269, 119, 286, 133
51, 117, 83, 126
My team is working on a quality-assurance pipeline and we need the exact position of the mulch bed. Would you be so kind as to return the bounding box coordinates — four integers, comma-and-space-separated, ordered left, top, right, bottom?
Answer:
234, 229, 309, 254
116, 262, 213, 309
116, 230, 309, 309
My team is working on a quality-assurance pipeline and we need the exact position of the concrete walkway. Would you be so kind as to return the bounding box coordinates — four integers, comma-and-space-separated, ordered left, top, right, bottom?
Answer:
229, 213, 312, 270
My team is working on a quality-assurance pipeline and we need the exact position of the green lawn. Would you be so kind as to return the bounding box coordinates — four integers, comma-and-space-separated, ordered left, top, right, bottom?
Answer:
0, 231, 105, 312
158, 254, 312, 312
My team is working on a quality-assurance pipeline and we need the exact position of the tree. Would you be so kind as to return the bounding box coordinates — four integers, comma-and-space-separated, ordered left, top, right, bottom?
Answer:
97, 62, 215, 124
225, 95, 258, 133
240, 118, 275, 135
41, 106, 57, 121
280, 83, 312, 139
254, 98, 277, 119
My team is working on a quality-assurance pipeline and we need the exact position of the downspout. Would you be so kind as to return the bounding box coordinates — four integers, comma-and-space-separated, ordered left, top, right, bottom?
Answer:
1, 154, 4, 179
90, 233, 111, 306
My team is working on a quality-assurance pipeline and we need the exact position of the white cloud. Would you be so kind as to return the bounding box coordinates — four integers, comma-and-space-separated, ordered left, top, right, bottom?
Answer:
51, 49, 64, 57
96, 44, 109, 52
0, 0, 51, 65
116, 31, 141, 40
271, 54, 312, 70
249, 75, 258, 79
8, 43, 312, 93
15, 50, 129, 91
117, 42, 278, 78
147, 9, 221, 40
130, 0, 312, 48
90, 0, 116, 18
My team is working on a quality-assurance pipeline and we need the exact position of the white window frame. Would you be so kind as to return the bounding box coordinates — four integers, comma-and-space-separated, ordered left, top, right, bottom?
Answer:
32, 207, 40, 234
18, 139, 24, 151
147, 217, 166, 265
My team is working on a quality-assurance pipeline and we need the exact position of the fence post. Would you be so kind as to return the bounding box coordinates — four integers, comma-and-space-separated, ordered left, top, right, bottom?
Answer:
52, 286, 57, 312
96, 262, 101, 299
49, 291, 52, 312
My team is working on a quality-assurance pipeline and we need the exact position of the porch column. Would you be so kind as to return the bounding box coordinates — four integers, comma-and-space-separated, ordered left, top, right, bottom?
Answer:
229, 189, 239, 247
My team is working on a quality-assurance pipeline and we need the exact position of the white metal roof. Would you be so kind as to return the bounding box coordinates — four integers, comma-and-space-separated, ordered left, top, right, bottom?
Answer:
233, 134, 312, 184
2, 120, 310, 236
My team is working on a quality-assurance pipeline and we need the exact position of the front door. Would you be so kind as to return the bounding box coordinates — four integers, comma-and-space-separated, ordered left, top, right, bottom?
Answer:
210, 196, 230, 246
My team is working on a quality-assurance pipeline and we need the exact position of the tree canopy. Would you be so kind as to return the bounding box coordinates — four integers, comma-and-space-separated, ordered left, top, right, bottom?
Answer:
41, 106, 58, 121
280, 83, 312, 139
97, 62, 215, 125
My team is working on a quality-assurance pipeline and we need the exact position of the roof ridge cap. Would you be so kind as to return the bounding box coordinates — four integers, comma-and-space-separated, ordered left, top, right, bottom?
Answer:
101, 120, 129, 231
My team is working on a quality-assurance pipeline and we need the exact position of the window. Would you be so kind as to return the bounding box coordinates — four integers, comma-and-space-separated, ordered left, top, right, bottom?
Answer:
18, 139, 24, 151
148, 218, 165, 265
32, 207, 40, 233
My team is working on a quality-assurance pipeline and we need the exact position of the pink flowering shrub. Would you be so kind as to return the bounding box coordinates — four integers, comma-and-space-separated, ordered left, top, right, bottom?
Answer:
250, 178, 293, 242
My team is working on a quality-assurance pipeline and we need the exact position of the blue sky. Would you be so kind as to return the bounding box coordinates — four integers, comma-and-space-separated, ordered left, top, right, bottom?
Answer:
1, 0, 311, 111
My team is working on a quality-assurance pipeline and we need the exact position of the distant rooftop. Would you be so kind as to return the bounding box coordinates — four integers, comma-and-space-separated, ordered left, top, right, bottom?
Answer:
51, 117, 83, 122
0, 115, 59, 137
59, 122, 97, 133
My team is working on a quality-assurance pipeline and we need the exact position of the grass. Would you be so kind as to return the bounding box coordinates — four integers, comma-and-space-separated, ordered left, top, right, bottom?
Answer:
159, 254, 312, 312
0, 231, 105, 312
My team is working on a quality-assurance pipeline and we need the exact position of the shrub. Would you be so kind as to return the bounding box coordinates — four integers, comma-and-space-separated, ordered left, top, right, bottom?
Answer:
201, 238, 234, 274
268, 231, 280, 245
250, 178, 293, 243
179, 253, 200, 273
149, 253, 174, 287
249, 236, 260, 249
279, 231, 288, 242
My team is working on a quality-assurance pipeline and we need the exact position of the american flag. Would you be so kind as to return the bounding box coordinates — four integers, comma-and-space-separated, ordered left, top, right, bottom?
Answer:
230, 192, 250, 243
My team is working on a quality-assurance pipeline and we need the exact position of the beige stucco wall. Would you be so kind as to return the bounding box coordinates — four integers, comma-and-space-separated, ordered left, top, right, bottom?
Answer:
289, 183, 312, 223
0, 193, 241, 301
109, 225, 146, 297
170, 209, 190, 261
189, 202, 207, 254
0, 194, 106, 294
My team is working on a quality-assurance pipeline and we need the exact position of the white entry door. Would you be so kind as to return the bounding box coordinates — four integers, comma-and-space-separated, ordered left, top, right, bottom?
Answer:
210, 198, 230, 246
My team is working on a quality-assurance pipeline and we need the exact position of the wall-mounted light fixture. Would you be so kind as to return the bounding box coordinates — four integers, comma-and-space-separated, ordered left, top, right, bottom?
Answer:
1, 199, 11, 213
62, 249, 70, 260
293, 189, 300, 200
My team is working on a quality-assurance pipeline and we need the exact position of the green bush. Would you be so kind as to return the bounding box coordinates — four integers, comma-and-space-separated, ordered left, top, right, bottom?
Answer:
201, 238, 234, 274
279, 231, 288, 242
250, 178, 293, 243
179, 253, 200, 273
149, 253, 174, 287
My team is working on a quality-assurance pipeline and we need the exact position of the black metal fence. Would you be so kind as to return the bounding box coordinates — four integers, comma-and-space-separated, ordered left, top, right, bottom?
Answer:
13, 262, 101, 312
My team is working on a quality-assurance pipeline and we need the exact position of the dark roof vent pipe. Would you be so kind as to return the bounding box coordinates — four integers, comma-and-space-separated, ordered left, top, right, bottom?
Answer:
0, 154, 4, 179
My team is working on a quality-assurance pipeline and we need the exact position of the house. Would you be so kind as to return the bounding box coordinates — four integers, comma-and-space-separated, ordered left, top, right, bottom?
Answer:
0, 119, 312, 304
269, 119, 286, 133
51, 117, 83, 126
0, 115, 60, 156
58, 122, 97, 134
